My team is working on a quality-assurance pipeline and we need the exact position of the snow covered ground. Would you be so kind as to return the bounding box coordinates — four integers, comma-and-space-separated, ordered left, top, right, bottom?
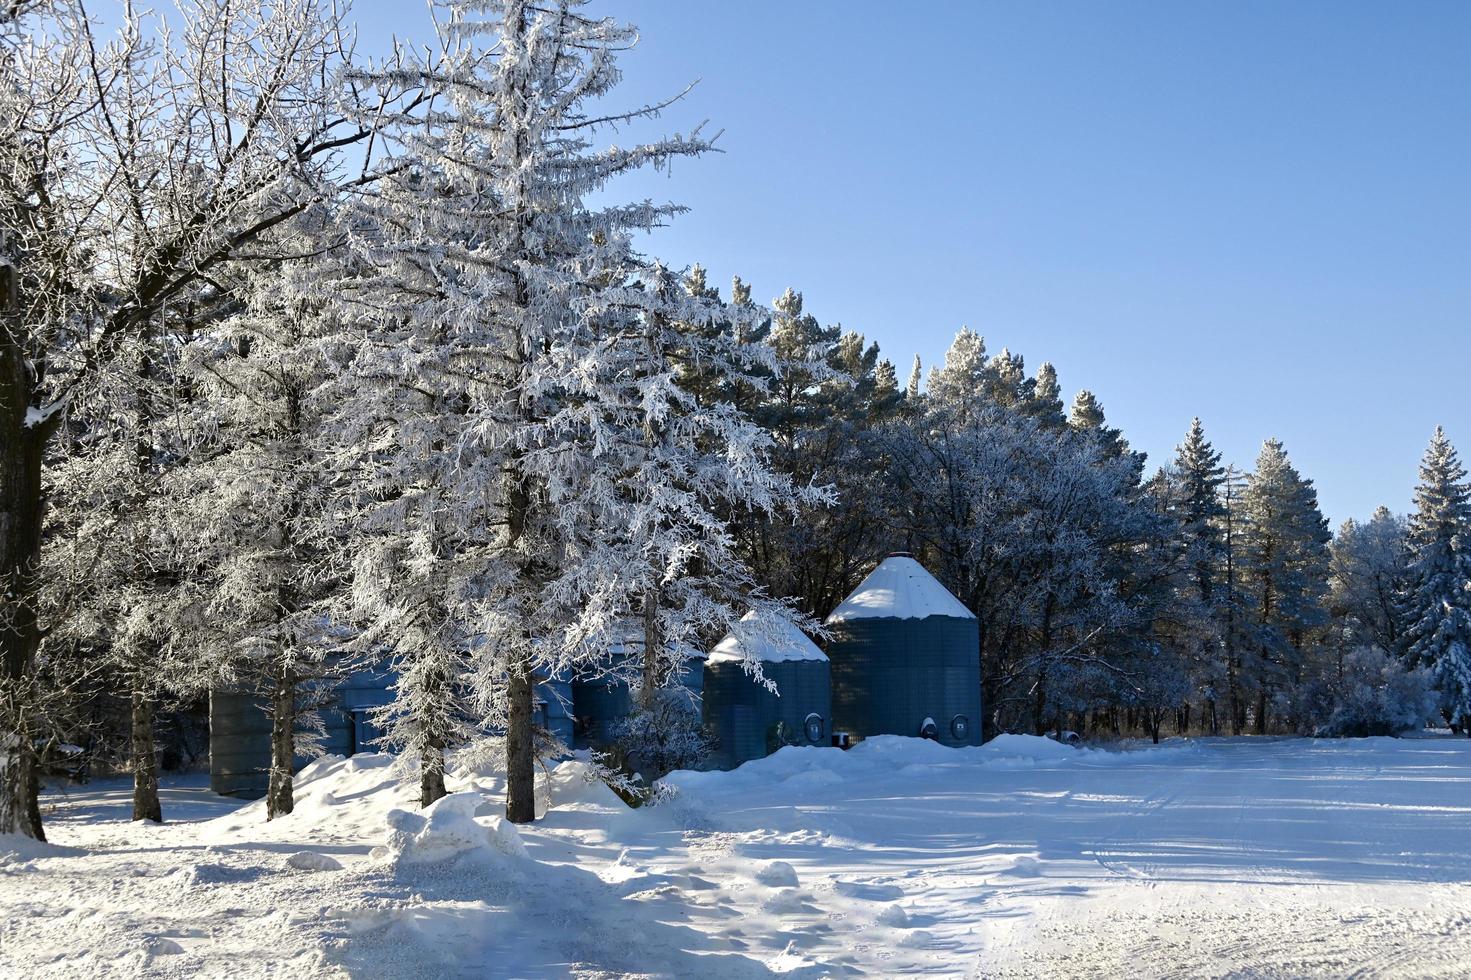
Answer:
6, 735, 1471, 978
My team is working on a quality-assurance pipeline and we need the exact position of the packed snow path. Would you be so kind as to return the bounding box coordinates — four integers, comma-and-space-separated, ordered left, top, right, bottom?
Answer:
5, 736, 1471, 978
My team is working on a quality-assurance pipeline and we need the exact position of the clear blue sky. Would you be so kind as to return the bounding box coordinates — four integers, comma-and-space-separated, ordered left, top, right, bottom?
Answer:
353, 0, 1471, 528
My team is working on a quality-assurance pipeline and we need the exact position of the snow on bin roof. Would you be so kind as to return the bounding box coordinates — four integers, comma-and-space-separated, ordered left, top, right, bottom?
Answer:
826, 554, 976, 623
707, 611, 827, 665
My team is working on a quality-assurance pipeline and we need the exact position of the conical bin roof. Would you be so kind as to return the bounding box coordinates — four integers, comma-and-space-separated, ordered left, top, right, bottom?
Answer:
826, 554, 975, 624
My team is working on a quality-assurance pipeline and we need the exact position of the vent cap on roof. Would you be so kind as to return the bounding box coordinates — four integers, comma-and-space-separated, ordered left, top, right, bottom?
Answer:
826, 555, 975, 623
707, 611, 828, 664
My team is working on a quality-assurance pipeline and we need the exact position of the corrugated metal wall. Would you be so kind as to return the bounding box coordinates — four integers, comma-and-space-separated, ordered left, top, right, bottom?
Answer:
211, 653, 705, 796
209, 660, 399, 799
703, 659, 833, 769
539, 674, 576, 749
208, 689, 274, 798
570, 652, 705, 750
827, 615, 983, 747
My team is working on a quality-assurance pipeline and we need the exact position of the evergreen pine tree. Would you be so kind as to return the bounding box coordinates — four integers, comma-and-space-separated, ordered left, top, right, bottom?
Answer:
875, 358, 899, 398
344, 0, 726, 819
987, 347, 1029, 408
1170, 418, 1228, 732
1025, 362, 1067, 429
927, 328, 987, 413
1174, 419, 1228, 606
1240, 439, 1330, 732
1399, 427, 1471, 728
1329, 507, 1409, 656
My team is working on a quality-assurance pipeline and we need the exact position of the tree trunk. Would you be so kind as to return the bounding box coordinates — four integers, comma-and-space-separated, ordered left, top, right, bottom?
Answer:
1, 736, 43, 840
1227, 663, 1243, 736
505, 661, 535, 824
1031, 670, 1048, 736
640, 588, 659, 710
266, 665, 295, 820
1254, 689, 1268, 735
420, 740, 446, 808
130, 686, 162, 823
0, 388, 48, 839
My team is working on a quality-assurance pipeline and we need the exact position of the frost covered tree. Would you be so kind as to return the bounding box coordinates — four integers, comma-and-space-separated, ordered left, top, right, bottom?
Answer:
1171, 418, 1228, 729
176, 220, 370, 820
721, 287, 888, 617
1024, 362, 1067, 430
927, 327, 987, 415
0, 0, 405, 838
1068, 390, 1136, 468
543, 259, 828, 775
1399, 428, 1471, 729
905, 354, 922, 403
1239, 439, 1330, 732
1174, 419, 1227, 605
1328, 507, 1409, 657
40, 328, 203, 825
342, 0, 810, 820
884, 330, 1161, 738
1218, 464, 1254, 734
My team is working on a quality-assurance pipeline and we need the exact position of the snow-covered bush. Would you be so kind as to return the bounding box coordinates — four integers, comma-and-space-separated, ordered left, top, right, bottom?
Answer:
603, 690, 716, 792
1307, 647, 1437, 738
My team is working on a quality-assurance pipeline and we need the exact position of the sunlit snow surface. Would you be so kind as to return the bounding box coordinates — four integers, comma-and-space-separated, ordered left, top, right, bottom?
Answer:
7, 735, 1471, 977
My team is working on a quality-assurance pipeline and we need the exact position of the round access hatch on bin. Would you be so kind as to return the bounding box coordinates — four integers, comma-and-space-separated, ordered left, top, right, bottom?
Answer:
804, 712, 825, 744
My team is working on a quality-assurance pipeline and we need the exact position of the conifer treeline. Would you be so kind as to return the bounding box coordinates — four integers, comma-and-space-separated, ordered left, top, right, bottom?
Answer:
711, 301, 1465, 741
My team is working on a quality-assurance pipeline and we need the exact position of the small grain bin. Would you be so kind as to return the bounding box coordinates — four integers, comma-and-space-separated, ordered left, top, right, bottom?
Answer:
825, 553, 982, 746
703, 612, 833, 769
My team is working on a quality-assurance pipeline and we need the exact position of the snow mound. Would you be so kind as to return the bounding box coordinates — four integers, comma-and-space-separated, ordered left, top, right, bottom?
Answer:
379, 791, 527, 866
767, 941, 824, 974
545, 760, 627, 811
0, 832, 79, 864
761, 888, 810, 914
984, 734, 1078, 761
977, 733, 1199, 769
755, 860, 799, 887
876, 904, 910, 927
200, 752, 430, 846
852, 734, 959, 764
344, 752, 394, 771
144, 936, 185, 956
826, 555, 975, 622
286, 850, 342, 872
707, 610, 827, 664
1000, 855, 1042, 877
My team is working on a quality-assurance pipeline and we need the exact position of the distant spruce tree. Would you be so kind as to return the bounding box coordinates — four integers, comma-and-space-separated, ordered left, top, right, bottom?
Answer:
905, 354, 923, 403
1174, 419, 1228, 607
1329, 507, 1409, 656
1239, 439, 1331, 732
1068, 390, 1135, 466
1170, 418, 1228, 730
1399, 427, 1471, 729
926, 327, 987, 414
1025, 362, 1067, 430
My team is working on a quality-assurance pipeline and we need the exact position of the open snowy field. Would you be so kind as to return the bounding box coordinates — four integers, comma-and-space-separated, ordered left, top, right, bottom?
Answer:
5, 735, 1471, 979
